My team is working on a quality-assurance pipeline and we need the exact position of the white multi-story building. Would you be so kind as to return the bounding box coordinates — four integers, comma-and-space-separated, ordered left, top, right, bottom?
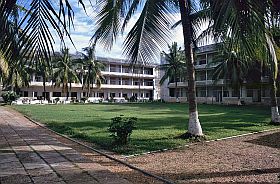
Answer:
20, 56, 160, 101
160, 44, 274, 105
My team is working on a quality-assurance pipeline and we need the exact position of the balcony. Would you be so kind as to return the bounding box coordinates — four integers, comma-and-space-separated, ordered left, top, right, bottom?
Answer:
101, 71, 154, 78
29, 82, 83, 88
101, 84, 153, 90
167, 79, 226, 88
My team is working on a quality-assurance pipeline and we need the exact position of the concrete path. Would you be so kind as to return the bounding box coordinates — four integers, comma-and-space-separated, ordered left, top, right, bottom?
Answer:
0, 107, 131, 184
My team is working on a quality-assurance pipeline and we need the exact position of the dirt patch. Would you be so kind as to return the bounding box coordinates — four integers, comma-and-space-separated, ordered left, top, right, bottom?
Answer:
122, 129, 280, 183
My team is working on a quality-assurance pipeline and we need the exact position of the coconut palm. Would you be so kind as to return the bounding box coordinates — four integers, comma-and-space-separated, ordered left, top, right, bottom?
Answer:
52, 48, 81, 99
32, 60, 52, 100
3, 60, 31, 93
203, 0, 280, 124
0, 0, 81, 65
158, 42, 185, 100
78, 46, 105, 97
0, 0, 84, 99
91, 0, 207, 136
210, 48, 249, 103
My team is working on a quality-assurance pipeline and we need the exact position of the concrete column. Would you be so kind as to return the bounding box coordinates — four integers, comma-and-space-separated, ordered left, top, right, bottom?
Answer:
49, 91, 53, 98
229, 88, 233, 97
108, 77, 110, 85
108, 64, 111, 72
77, 92, 81, 100
241, 86, 246, 98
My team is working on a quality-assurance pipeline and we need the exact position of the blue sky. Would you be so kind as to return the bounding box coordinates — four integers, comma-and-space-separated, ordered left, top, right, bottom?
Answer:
54, 0, 186, 60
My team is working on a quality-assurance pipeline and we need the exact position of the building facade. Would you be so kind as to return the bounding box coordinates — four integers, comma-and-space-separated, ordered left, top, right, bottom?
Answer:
20, 56, 160, 101
160, 44, 274, 105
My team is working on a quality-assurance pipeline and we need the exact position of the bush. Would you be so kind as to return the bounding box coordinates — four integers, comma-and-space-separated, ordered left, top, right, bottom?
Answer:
80, 97, 87, 103
108, 116, 137, 145
54, 97, 60, 104
1, 91, 19, 104
129, 96, 137, 102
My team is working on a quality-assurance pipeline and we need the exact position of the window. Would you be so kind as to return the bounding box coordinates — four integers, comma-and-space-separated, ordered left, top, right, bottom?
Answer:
223, 91, 229, 97
110, 65, 117, 72
199, 60, 207, 65
232, 89, 240, 97
144, 68, 153, 75
110, 93, 115, 98
53, 92, 61, 97
123, 79, 130, 85
98, 93, 104, 98
247, 90, 253, 97
169, 88, 175, 97
110, 78, 116, 85
34, 92, 38, 97
23, 91, 28, 97
35, 76, 41, 82
71, 92, 77, 98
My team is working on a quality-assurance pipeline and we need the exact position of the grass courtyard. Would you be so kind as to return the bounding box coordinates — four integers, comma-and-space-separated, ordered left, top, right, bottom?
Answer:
13, 103, 277, 155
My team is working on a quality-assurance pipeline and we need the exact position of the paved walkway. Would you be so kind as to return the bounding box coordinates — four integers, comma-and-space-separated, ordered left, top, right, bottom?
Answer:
0, 107, 131, 184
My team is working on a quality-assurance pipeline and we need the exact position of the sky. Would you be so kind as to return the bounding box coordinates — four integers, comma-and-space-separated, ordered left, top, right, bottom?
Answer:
52, 0, 186, 61
40, 0, 212, 63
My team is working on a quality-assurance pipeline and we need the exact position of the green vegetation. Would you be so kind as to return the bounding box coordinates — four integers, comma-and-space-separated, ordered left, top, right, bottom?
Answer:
13, 103, 276, 155
1, 91, 19, 104
108, 116, 137, 145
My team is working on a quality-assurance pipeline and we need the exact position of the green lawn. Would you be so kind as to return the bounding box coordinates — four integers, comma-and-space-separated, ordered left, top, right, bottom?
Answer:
13, 103, 276, 155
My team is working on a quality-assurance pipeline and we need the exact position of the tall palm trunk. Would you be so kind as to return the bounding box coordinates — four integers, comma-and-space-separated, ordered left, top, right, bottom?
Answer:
43, 76, 46, 100
175, 69, 179, 102
270, 76, 280, 124
179, 0, 203, 136
87, 66, 91, 98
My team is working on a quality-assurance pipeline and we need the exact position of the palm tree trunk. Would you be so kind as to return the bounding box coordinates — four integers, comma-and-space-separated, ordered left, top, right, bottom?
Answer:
87, 68, 91, 98
179, 0, 203, 136
43, 77, 46, 100
270, 76, 280, 124
87, 81, 90, 98
175, 80, 179, 102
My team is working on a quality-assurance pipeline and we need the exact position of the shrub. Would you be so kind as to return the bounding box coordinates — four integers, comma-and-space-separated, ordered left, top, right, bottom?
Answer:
1, 91, 19, 104
80, 97, 87, 103
54, 97, 60, 104
129, 96, 137, 102
108, 116, 137, 145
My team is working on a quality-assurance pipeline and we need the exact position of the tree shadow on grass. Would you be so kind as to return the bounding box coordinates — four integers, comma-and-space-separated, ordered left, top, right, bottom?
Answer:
245, 131, 280, 149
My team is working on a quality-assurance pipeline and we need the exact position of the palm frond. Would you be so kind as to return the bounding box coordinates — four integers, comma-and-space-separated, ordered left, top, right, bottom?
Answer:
123, 0, 176, 65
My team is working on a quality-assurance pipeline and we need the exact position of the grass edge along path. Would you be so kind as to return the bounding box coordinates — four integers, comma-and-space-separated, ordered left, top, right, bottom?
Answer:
12, 103, 278, 155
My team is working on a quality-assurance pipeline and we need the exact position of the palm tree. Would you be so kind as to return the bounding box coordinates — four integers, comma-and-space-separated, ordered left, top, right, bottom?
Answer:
52, 48, 80, 100
0, 0, 84, 100
0, 0, 82, 65
91, 0, 206, 136
32, 60, 52, 100
204, 0, 280, 124
210, 48, 249, 104
3, 60, 31, 93
158, 42, 185, 101
78, 46, 105, 98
